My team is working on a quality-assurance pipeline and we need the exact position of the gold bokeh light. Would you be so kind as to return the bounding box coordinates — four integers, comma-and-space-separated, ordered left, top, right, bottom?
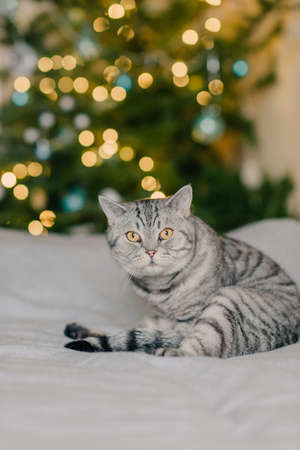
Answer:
173, 75, 189, 87
119, 146, 134, 161
205, 17, 221, 33
141, 176, 157, 191
196, 90, 212, 105
150, 191, 166, 199
98, 142, 118, 159
28, 162, 43, 177
92, 86, 108, 102
208, 79, 224, 95
111, 86, 127, 101
73, 77, 89, 93
120, 0, 136, 10
38, 57, 53, 72
13, 163, 27, 179
78, 130, 95, 147
137, 73, 153, 89
39, 77, 55, 94
171, 62, 188, 77
52, 55, 63, 70
13, 184, 29, 200
14, 76, 31, 92
62, 55, 77, 71
40, 210, 56, 228
182, 29, 199, 45
139, 157, 154, 172
108, 4, 125, 19
28, 220, 44, 236
93, 17, 110, 32
1, 172, 17, 188
206, 0, 222, 5
103, 128, 118, 142
81, 151, 97, 167
58, 76, 73, 93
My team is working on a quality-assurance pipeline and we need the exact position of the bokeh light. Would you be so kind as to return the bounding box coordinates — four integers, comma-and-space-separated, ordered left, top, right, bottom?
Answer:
208, 79, 224, 95
138, 73, 153, 89
108, 4, 125, 19
196, 90, 212, 105
111, 86, 127, 101
28, 162, 43, 177
173, 75, 189, 87
119, 146, 134, 161
40, 210, 56, 227
58, 76, 73, 93
52, 55, 63, 70
139, 156, 154, 171
39, 77, 55, 94
233, 60, 249, 77
93, 17, 110, 32
151, 191, 166, 199
38, 57, 53, 72
182, 29, 199, 45
73, 77, 89, 93
92, 86, 108, 102
141, 176, 157, 191
28, 220, 44, 236
14, 76, 31, 92
205, 17, 221, 33
206, 0, 222, 5
1, 172, 17, 188
13, 184, 29, 200
117, 25, 135, 41
171, 62, 188, 77
103, 128, 118, 142
62, 55, 77, 70
115, 56, 132, 72
120, 0, 136, 10
81, 151, 97, 167
78, 130, 95, 146
13, 163, 27, 179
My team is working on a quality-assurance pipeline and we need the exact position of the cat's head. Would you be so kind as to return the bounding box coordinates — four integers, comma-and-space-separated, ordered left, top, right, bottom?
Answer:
98, 185, 195, 278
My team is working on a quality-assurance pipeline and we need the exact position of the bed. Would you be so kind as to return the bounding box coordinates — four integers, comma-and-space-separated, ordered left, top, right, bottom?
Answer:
1, 219, 300, 450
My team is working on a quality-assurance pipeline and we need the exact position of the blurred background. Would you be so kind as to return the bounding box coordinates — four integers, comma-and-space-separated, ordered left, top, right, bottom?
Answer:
0, 0, 299, 236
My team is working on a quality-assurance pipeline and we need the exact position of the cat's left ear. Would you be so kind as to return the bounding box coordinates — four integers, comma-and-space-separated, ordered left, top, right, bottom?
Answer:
98, 195, 127, 226
166, 185, 192, 217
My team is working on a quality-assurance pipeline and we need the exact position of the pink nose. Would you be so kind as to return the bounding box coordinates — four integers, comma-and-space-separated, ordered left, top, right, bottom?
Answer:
147, 250, 156, 258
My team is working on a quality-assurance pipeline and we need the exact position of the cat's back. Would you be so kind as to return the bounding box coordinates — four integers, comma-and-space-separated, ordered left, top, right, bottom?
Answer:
220, 235, 299, 297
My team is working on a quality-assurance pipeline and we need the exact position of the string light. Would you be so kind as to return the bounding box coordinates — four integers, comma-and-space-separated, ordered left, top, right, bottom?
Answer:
40, 210, 56, 227
93, 17, 110, 32
14, 76, 31, 92
58, 76, 73, 93
151, 191, 166, 199
119, 146, 134, 161
39, 77, 55, 94
52, 55, 63, 69
62, 55, 77, 71
137, 73, 153, 88
108, 4, 125, 19
92, 86, 108, 102
73, 77, 89, 93
208, 79, 224, 95
103, 128, 118, 142
28, 220, 44, 236
141, 176, 156, 191
1, 172, 17, 188
13, 184, 29, 200
139, 157, 154, 172
13, 163, 27, 179
205, 17, 221, 33
171, 62, 188, 77
78, 130, 95, 146
81, 151, 97, 167
28, 162, 43, 177
38, 57, 53, 72
173, 75, 189, 87
182, 29, 199, 45
111, 86, 126, 101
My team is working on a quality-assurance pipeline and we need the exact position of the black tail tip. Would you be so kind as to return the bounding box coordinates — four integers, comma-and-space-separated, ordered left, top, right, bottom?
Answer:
64, 340, 96, 352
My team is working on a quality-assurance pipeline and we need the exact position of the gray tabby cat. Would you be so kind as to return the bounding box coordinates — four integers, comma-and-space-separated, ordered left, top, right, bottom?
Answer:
64, 185, 300, 358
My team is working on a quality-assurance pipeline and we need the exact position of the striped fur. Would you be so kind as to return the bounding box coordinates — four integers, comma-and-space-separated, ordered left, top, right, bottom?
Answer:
64, 185, 300, 358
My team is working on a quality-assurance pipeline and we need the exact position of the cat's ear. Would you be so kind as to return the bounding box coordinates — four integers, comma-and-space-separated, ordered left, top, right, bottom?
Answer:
98, 195, 127, 226
166, 185, 192, 217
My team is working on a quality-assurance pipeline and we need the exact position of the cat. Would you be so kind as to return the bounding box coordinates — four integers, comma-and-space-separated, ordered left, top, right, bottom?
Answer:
64, 185, 300, 358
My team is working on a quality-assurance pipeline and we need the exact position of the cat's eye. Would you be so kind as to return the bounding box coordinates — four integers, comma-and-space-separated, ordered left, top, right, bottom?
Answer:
159, 227, 173, 240
126, 231, 141, 242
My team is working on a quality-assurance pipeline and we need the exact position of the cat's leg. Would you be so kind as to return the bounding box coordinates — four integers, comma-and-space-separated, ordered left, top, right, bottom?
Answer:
64, 322, 184, 353
157, 286, 298, 358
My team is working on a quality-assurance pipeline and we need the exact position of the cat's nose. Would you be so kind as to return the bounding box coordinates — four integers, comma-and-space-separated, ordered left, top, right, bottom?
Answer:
146, 249, 156, 258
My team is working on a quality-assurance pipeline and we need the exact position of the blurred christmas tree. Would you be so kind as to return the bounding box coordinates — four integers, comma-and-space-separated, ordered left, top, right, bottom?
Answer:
0, 0, 293, 235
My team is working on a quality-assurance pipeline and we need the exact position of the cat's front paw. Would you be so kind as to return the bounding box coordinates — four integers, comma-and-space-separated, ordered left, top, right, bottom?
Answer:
155, 348, 183, 357
64, 322, 90, 339
65, 338, 100, 352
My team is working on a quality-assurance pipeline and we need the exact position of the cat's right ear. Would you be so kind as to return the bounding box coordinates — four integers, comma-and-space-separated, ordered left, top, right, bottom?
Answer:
98, 195, 127, 226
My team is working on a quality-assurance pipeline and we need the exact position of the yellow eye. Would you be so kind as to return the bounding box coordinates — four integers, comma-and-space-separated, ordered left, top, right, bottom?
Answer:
126, 231, 141, 242
159, 227, 173, 240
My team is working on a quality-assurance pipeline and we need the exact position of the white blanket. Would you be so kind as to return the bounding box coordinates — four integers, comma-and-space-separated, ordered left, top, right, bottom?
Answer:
1, 219, 300, 450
